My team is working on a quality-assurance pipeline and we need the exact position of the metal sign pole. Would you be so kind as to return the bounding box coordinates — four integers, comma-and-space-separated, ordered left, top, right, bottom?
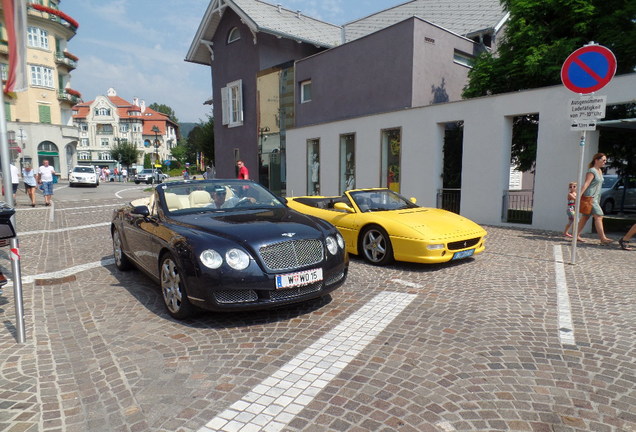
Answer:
0, 97, 26, 343
571, 131, 587, 265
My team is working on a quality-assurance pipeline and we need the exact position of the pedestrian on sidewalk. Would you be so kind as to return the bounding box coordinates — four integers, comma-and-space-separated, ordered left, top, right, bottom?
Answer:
22, 162, 37, 207
576, 153, 613, 244
564, 181, 577, 238
37, 159, 56, 206
618, 224, 636, 251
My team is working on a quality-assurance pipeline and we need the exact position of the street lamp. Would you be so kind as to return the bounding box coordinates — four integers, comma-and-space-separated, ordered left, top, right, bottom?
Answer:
151, 126, 160, 183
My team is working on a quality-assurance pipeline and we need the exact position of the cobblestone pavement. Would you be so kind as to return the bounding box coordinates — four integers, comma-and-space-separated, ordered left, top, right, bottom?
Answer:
0, 183, 634, 432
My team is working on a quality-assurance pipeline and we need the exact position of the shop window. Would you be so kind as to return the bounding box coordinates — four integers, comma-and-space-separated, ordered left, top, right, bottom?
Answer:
381, 128, 401, 192
339, 134, 355, 192
307, 139, 320, 195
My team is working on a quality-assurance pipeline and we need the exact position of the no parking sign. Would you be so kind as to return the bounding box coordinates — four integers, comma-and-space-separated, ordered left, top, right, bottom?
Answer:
561, 44, 616, 94
561, 44, 617, 264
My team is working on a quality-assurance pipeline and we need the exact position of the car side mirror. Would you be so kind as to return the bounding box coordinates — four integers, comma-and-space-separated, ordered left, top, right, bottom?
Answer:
132, 205, 150, 217
279, 196, 288, 204
409, 197, 417, 204
334, 202, 355, 213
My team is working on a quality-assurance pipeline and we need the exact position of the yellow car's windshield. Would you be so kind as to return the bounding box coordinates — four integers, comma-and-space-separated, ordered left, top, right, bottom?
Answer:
349, 190, 418, 212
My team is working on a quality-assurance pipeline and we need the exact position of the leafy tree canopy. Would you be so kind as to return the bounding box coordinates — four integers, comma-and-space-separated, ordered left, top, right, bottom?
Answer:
462, 0, 636, 175
149, 103, 179, 124
463, 0, 636, 98
110, 139, 141, 168
187, 115, 215, 166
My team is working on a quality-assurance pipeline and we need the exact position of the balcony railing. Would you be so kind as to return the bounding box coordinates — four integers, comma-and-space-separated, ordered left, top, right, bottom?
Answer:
57, 90, 81, 104
28, 3, 79, 33
55, 52, 78, 69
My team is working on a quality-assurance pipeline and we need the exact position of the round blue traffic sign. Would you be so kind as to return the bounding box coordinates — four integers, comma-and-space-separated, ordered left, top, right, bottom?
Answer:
561, 44, 616, 94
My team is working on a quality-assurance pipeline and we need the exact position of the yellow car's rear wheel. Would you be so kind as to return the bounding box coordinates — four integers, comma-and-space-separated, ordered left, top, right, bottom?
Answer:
360, 225, 393, 266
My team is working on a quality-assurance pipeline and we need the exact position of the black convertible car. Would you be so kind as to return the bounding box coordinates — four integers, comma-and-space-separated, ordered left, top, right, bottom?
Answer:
111, 180, 348, 319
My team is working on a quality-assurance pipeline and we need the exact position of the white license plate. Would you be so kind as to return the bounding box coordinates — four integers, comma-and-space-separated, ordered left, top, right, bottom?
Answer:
452, 249, 474, 260
276, 268, 323, 289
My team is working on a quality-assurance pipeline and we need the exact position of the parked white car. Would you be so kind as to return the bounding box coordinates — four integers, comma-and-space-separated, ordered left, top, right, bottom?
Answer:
69, 166, 99, 187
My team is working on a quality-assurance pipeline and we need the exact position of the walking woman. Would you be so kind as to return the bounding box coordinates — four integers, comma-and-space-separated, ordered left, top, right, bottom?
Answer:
576, 153, 613, 244
22, 162, 37, 207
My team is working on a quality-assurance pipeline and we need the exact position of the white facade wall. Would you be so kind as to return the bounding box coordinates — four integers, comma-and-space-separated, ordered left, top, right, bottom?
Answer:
287, 73, 636, 233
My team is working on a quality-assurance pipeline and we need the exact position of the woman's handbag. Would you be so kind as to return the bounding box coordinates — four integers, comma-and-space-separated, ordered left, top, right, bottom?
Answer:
579, 195, 594, 215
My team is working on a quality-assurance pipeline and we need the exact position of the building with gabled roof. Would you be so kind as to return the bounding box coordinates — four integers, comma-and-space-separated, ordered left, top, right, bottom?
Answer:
186, 0, 507, 194
1, 1, 80, 176
72, 88, 179, 172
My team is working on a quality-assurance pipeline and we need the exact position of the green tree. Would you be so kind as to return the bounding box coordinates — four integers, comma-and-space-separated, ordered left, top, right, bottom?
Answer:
149, 103, 179, 124
462, 0, 636, 174
463, 0, 636, 98
110, 139, 141, 168
187, 115, 215, 166
170, 143, 189, 168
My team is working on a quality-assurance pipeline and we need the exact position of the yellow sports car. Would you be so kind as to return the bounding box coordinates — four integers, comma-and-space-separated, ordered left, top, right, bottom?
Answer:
287, 188, 486, 265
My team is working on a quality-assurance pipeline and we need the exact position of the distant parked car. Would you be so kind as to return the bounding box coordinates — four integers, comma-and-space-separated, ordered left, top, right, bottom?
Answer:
601, 176, 636, 214
134, 169, 167, 184
69, 166, 99, 187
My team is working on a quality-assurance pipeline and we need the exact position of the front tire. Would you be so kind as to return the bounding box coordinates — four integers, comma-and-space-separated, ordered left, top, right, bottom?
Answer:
112, 228, 132, 271
160, 254, 195, 319
359, 225, 393, 266
602, 199, 614, 214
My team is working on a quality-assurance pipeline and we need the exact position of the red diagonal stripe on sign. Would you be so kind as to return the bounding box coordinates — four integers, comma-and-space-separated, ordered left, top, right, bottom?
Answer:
572, 57, 604, 83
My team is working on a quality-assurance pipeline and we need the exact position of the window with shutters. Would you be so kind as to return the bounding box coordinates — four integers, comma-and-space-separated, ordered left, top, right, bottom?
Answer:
221, 80, 243, 127
38, 105, 51, 124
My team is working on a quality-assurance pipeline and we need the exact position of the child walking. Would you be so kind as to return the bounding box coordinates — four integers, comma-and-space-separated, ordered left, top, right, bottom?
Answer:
564, 182, 577, 237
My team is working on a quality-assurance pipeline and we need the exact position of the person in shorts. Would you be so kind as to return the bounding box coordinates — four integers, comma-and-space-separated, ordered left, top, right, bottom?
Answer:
37, 159, 56, 206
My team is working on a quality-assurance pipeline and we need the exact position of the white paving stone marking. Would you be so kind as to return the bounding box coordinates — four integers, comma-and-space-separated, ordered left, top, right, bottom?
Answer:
198, 291, 417, 432
19, 222, 110, 236
553, 245, 576, 346
4, 258, 115, 285
393, 278, 423, 288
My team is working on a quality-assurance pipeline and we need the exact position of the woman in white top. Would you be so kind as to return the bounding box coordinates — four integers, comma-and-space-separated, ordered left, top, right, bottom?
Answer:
22, 162, 37, 207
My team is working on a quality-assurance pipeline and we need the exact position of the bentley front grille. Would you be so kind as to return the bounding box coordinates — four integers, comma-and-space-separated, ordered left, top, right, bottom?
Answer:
259, 239, 324, 271
214, 289, 258, 304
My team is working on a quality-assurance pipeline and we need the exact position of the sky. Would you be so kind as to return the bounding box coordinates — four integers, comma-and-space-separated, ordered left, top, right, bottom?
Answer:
62, 0, 407, 124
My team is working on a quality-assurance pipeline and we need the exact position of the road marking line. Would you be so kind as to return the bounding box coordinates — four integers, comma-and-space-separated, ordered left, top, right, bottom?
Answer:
19, 222, 110, 236
198, 291, 417, 432
55, 203, 123, 212
393, 278, 423, 288
553, 246, 575, 346
2, 259, 115, 285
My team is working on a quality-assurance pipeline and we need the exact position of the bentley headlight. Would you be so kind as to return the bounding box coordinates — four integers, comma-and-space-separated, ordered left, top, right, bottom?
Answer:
326, 236, 338, 255
226, 248, 250, 270
200, 249, 223, 269
336, 233, 345, 249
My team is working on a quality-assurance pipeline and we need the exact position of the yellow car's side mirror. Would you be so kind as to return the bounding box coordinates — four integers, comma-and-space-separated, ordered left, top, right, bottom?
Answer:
410, 197, 417, 204
334, 202, 355, 213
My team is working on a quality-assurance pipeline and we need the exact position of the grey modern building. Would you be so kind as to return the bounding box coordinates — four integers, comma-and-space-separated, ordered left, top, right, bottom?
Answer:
186, 0, 507, 194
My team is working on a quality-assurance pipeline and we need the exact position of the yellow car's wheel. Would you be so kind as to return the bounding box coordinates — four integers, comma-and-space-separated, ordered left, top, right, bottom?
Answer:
360, 225, 393, 266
